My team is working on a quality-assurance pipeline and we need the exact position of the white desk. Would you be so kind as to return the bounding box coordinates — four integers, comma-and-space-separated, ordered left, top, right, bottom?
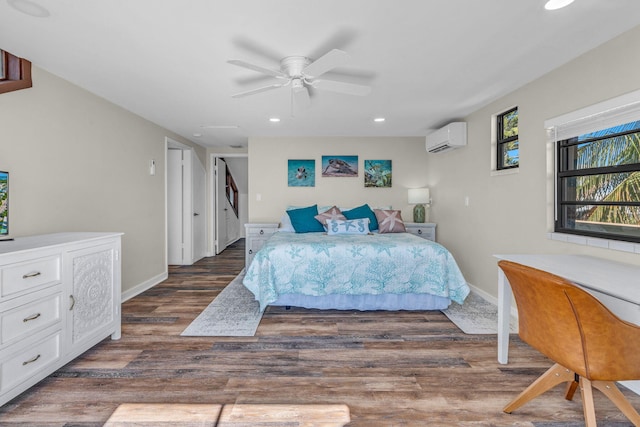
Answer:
494, 254, 640, 365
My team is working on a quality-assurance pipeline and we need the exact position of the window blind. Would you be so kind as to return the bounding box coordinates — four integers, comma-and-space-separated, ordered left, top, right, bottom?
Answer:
545, 89, 640, 141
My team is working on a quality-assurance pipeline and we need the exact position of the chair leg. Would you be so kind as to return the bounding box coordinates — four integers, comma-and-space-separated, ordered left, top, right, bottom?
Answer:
504, 363, 575, 413
592, 381, 640, 426
565, 373, 579, 401
580, 377, 598, 427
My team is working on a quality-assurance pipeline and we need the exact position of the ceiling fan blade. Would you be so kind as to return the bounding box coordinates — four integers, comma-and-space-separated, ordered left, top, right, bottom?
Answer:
307, 28, 357, 61
234, 74, 277, 86
293, 86, 311, 109
312, 79, 372, 96
231, 83, 284, 98
302, 49, 349, 78
227, 60, 285, 78
232, 36, 285, 63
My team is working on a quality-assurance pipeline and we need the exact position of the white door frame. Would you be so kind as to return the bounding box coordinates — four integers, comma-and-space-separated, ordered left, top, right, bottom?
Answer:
210, 152, 247, 256
166, 137, 194, 265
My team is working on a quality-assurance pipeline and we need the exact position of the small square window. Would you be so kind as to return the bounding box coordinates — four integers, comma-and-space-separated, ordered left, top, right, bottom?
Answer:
497, 107, 519, 170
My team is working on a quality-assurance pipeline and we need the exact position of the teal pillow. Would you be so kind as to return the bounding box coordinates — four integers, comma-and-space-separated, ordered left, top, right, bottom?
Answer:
287, 205, 324, 233
342, 204, 379, 231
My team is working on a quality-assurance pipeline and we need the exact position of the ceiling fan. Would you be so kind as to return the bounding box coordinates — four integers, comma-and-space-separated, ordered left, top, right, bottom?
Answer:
228, 49, 372, 109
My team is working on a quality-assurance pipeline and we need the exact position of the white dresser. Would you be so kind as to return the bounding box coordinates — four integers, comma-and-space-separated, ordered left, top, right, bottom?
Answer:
404, 223, 437, 242
244, 223, 278, 267
0, 232, 122, 406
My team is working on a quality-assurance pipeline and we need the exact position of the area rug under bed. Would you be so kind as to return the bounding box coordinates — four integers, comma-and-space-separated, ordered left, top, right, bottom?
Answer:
182, 272, 514, 336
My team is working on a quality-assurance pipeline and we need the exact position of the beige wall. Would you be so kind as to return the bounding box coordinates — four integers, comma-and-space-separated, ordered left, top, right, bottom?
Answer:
248, 137, 430, 223
0, 66, 205, 294
247, 25, 640, 301
427, 24, 640, 298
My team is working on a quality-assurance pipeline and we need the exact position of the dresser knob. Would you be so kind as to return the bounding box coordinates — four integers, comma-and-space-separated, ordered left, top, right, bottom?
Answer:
418, 229, 422, 234
260, 229, 264, 235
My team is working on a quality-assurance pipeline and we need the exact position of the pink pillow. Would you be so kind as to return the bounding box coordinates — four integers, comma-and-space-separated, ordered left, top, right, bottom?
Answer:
314, 206, 346, 227
374, 209, 406, 233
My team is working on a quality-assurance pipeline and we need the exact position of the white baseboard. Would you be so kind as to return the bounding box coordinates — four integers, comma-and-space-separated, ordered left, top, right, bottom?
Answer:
121, 271, 168, 302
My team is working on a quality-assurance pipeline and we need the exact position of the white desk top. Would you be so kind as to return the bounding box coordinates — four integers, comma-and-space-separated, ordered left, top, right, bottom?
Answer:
495, 254, 640, 306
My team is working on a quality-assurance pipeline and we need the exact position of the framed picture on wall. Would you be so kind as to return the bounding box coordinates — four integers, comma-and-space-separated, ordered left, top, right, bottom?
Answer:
364, 160, 392, 188
288, 159, 315, 187
321, 155, 358, 177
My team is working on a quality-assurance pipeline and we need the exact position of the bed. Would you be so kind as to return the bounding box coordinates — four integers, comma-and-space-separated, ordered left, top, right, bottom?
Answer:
242, 230, 469, 311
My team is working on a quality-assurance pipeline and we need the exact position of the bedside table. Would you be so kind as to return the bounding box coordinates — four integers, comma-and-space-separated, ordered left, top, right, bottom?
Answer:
405, 222, 437, 242
244, 223, 278, 266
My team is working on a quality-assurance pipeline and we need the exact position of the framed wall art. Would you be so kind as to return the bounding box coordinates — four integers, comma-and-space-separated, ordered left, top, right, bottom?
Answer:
288, 159, 315, 187
364, 160, 392, 188
321, 155, 358, 177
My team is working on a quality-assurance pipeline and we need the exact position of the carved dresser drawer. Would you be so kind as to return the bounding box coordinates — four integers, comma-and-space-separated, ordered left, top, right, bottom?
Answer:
0, 331, 62, 395
0, 289, 62, 347
0, 255, 61, 300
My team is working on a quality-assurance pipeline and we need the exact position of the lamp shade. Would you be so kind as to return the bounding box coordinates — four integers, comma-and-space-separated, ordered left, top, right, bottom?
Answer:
408, 188, 430, 205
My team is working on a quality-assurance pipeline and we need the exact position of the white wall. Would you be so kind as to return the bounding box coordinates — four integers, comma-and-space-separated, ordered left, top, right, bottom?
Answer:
248, 137, 430, 224
0, 66, 206, 294
427, 24, 640, 298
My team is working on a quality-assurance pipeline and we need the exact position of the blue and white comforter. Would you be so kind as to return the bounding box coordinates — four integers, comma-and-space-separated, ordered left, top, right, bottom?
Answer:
243, 232, 469, 310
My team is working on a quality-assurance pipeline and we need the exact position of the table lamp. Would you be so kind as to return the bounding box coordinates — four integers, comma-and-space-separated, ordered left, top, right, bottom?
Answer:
408, 188, 430, 223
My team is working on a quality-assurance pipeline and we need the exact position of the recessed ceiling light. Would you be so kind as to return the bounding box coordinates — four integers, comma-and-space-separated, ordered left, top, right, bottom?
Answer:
374, 117, 386, 123
7, 0, 50, 17
544, 0, 575, 10
192, 133, 202, 137
200, 125, 239, 129
269, 117, 280, 123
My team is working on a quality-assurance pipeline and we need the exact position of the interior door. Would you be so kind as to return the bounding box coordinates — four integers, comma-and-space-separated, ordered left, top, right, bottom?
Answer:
192, 154, 206, 262
167, 149, 183, 264
215, 158, 229, 255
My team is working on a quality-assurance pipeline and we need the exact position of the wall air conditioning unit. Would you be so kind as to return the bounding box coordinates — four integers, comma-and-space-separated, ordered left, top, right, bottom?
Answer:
426, 122, 467, 153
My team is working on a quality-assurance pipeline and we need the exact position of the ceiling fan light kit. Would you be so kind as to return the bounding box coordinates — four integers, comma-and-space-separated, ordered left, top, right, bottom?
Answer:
228, 48, 372, 109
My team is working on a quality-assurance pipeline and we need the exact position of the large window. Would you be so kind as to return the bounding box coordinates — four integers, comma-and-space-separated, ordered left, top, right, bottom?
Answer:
0, 49, 32, 94
556, 120, 640, 243
496, 107, 519, 170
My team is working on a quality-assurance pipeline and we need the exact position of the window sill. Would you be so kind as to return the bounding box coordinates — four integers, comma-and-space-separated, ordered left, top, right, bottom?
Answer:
548, 232, 640, 254
490, 167, 519, 177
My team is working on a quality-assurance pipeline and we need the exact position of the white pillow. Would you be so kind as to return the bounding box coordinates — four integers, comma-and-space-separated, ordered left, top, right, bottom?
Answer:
278, 214, 295, 232
279, 205, 332, 232
326, 218, 371, 235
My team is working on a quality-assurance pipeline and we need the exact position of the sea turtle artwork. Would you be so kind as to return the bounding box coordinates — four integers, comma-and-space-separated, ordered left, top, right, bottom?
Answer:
287, 159, 315, 187
321, 155, 358, 177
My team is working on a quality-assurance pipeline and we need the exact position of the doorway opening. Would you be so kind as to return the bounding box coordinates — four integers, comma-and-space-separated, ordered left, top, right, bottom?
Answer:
211, 153, 247, 255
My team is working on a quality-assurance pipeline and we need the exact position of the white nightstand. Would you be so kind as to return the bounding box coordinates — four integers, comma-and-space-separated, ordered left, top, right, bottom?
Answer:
244, 223, 278, 266
405, 222, 437, 242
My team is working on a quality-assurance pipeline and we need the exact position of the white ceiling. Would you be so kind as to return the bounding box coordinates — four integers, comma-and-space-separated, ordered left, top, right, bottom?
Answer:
2, 0, 640, 149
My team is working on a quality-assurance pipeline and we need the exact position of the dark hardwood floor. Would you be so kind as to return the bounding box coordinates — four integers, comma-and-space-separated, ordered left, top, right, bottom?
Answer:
0, 239, 638, 426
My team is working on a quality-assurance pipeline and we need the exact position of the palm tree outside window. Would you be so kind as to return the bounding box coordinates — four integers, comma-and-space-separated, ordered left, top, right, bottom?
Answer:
556, 120, 640, 243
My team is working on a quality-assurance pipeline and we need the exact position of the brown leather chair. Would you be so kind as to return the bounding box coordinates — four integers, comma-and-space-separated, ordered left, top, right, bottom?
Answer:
498, 260, 640, 426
